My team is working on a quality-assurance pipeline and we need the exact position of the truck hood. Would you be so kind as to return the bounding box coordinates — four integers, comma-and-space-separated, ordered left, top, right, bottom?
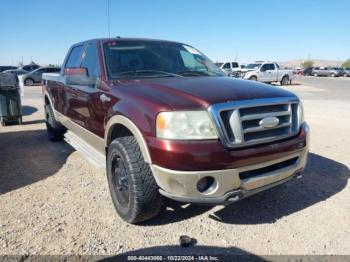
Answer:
240, 68, 257, 73
114, 76, 297, 110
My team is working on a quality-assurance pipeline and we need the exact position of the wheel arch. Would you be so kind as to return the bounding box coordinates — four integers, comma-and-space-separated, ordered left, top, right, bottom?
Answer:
249, 74, 258, 80
105, 115, 152, 164
282, 74, 289, 79
43, 91, 58, 120
24, 77, 34, 84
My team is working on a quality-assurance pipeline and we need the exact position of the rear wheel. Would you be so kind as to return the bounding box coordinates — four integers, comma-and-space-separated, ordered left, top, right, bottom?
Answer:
313, 73, 318, 77
45, 104, 65, 141
107, 136, 162, 224
24, 78, 34, 86
280, 75, 289, 86
331, 73, 336, 77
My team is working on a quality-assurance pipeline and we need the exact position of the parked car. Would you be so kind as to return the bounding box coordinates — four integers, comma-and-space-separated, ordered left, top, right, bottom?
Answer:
20, 67, 61, 86
21, 64, 41, 72
42, 38, 309, 224
300, 67, 314, 76
218, 62, 241, 76
344, 68, 350, 77
331, 67, 347, 77
0, 66, 17, 72
3, 69, 29, 76
312, 67, 341, 77
241, 62, 294, 85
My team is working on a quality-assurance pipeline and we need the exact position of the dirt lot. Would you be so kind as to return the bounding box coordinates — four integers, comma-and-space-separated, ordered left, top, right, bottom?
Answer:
0, 77, 349, 256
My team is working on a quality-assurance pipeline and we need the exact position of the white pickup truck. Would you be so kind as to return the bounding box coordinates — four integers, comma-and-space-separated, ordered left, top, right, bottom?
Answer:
241, 62, 293, 85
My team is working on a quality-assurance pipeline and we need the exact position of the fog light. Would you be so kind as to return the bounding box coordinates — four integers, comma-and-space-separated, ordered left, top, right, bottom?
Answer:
197, 176, 215, 193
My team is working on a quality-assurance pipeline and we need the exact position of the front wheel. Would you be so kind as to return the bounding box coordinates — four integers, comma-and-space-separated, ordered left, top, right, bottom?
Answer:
249, 76, 257, 81
24, 78, 34, 86
107, 136, 162, 224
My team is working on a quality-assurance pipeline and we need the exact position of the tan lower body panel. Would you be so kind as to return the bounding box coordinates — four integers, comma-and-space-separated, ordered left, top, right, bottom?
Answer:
54, 110, 105, 155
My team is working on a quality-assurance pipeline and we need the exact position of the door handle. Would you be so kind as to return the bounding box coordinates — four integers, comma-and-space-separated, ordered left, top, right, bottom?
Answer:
100, 94, 111, 103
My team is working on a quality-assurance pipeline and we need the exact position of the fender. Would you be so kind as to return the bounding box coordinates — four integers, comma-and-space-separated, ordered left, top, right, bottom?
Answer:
105, 115, 152, 164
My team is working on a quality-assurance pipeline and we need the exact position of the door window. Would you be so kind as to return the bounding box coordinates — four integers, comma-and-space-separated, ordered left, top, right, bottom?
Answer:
223, 63, 231, 69
47, 68, 61, 73
261, 64, 275, 71
81, 44, 100, 78
65, 45, 84, 68
232, 62, 239, 68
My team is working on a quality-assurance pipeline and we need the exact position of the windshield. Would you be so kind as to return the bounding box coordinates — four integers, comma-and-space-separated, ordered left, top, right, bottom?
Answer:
103, 41, 224, 79
245, 63, 261, 69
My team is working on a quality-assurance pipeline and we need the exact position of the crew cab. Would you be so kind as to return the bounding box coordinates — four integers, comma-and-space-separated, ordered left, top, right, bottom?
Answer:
217, 62, 241, 76
42, 38, 309, 224
241, 62, 294, 85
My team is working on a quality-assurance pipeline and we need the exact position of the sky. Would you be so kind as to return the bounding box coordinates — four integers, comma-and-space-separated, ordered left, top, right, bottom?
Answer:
0, 0, 349, 66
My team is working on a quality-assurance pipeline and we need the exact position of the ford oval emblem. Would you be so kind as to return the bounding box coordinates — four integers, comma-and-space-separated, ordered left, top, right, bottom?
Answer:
259, 116, 279, 128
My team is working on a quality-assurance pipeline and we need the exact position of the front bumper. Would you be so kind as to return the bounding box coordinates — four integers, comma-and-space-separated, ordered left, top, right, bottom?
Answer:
151, 123, 310, 204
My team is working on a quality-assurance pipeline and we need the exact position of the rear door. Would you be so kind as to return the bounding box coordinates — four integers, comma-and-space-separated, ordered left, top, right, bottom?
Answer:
232, 62, 239, 71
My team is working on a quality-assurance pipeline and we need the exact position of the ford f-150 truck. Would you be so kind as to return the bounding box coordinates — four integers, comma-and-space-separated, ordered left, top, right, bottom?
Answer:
241, 62, 294, 85
42, 38, 309, 224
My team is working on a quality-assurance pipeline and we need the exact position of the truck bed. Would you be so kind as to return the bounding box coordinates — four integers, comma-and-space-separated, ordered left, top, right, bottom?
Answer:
42, 73, 60, 82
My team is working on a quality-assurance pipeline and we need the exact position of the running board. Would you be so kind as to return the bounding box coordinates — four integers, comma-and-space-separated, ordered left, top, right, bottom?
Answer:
64, 130, 106, 170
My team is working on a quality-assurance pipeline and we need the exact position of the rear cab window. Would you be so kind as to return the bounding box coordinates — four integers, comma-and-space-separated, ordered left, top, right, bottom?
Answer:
65, 45, 84, 69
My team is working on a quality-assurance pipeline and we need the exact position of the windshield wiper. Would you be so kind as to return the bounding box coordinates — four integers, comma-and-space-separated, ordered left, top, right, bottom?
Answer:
115, 70, 182, 78
178, 70, 222, 77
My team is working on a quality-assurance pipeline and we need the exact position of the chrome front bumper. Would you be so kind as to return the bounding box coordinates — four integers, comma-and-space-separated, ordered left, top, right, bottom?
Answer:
151, 124, 310, 204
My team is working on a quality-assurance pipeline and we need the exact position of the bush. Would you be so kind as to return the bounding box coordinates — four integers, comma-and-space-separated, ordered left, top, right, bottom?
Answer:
342, 59, 350, 68
301, 60, 314, 68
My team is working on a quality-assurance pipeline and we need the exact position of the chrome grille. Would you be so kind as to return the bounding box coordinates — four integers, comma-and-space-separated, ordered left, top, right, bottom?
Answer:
209, 97, 301, 148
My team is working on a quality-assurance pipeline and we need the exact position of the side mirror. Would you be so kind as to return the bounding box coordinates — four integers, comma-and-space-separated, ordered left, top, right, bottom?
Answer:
64, 67, 95, 86
260, 67, 266, 72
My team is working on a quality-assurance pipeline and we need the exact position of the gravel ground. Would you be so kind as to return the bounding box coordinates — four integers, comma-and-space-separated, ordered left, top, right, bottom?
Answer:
0, 78, 349, 257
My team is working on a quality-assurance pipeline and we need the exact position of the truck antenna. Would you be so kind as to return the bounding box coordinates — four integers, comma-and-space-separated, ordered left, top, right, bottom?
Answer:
107, 0, 111, 38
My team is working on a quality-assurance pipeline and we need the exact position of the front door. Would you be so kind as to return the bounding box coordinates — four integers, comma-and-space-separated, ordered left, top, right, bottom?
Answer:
259, 63, 276, 82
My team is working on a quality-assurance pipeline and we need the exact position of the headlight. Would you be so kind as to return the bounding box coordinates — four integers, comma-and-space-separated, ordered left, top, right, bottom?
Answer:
298, 100, 305, 126
156, 111, 218, 140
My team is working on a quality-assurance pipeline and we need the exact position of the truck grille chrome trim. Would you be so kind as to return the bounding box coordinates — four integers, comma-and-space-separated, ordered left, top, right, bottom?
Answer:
208, 97, 301, 148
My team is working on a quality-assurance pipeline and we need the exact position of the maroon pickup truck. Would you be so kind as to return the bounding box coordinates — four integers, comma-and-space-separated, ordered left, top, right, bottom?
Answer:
42, 38, 309, 223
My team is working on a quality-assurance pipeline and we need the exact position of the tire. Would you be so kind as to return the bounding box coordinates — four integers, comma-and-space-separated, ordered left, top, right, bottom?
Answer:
24, 78, 34, 86
280, 75, 289, 86
45, 104, 65, 141
0, 117, 5, 126
249, 76, 257, 81
331, 73, 335, 77
107, 136, 162, 224
313, 73, 318, 77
